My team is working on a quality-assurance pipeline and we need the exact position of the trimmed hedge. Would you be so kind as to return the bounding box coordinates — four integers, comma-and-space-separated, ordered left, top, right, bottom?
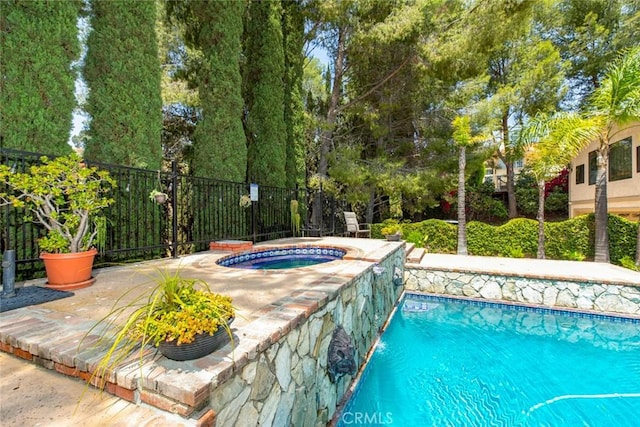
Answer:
374, 214, 637, 265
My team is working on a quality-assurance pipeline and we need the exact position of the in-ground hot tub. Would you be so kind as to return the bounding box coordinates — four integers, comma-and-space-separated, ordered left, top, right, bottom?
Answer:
216, 245, 347, 270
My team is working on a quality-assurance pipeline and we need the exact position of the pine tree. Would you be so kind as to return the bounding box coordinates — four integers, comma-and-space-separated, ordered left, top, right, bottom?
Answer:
167, 1, 247, 181
192, 1, 246, 181
244, 0, 287, 187
84, 0, 162, 169
0, 0, 79, 155
282, 0, 305, 188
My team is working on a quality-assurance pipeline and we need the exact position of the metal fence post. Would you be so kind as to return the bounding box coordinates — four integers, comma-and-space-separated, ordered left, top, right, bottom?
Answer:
171, 160, 178, 259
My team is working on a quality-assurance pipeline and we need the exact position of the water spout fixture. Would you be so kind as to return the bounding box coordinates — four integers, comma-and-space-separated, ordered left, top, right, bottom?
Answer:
393, 266, 403, 287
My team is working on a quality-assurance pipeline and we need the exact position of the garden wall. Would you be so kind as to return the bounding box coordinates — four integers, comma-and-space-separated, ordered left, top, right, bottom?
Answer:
208, 247, 405, 426
405, 267, 640, 316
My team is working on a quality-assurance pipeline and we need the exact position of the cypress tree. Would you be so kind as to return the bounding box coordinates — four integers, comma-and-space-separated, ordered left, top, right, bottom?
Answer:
0, 0, 78, 155
282, 0, 305, 189
244, 0, 286, 187
84, 0, 162, 169
186, 1, 247, 181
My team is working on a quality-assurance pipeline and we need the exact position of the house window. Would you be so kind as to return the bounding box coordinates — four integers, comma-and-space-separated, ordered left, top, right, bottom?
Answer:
575, 164, 585, 184
588, 151, 597, 185
609, 137, 632, 181
515, 159, 524, 168
637, 146, 640, 173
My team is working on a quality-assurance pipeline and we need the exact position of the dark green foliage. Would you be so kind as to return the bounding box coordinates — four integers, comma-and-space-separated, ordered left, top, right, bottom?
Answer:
84, 0, 162, 169
282, 0, 305, 188
384, 215, 637, 264
405, 231, 424, 247
466, 182, 509, 223
244, 0, 286, 187
515, 170, 568, 218
171, 1, 247, 181
469, 218, 539, 258
515, 172, 538, 216
607, 214, 638, 265
415, 220, 458, 254
544, 189, 568, 213
545, 216, 591, 260
0, 0, 78, 155
466, 221, 501, 256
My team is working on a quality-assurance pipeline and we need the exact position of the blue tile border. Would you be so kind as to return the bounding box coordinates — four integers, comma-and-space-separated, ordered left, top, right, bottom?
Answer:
403, 292, 640, 325
217, 245, 347, 268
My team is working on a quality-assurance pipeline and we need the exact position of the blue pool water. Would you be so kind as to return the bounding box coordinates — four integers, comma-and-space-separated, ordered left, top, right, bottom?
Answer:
232, 255, 338, 269
338, 295, 640, 426
216, 246, 346, 269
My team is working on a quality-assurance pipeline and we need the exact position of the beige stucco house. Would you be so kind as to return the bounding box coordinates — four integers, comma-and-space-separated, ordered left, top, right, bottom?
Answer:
569, 123, 640, 221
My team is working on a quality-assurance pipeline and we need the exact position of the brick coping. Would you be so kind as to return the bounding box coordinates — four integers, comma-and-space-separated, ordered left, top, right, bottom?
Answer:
0, 240, 400, 424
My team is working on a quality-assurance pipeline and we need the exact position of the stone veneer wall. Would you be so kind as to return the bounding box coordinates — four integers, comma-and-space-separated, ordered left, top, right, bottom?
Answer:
209, 248, 405, 426
405, 267, 640, 316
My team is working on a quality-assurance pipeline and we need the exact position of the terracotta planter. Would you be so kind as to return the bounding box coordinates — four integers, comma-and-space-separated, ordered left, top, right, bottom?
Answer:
159, 317, 234, 361
40, 248, 97, 291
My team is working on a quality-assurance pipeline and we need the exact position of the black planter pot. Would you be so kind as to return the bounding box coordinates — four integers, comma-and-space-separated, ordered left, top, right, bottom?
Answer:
159, 318, 234, 361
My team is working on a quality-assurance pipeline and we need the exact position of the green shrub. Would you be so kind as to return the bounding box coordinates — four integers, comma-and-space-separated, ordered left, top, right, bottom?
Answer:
467, 221, 499, 256
608, 214, 637, 266
371, 214, 637, 263
561, 250, 586, 261
405, 231, 424, 247
371, 223, 384, 239
545, 216, 591, 260
495, 218, 538, 257
421, 220, 457, 253
619, 256, 638, 271
508, 247, 525, 258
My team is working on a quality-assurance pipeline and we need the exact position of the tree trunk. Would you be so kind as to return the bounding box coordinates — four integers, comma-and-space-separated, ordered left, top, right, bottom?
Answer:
366, 187, 375, 224
500, 112, 517, 218
311, 26, 346, 228
457, 145, 467, 255
536, 179, 546, 259
317, 28, 345, 178
594, 147, 609, 263
506, 160, 517, 219
636, 218, 640, 268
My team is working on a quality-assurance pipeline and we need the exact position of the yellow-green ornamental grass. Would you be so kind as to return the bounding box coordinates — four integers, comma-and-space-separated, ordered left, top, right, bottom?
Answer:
84, 270, 235, 387
135, 282, 234, 346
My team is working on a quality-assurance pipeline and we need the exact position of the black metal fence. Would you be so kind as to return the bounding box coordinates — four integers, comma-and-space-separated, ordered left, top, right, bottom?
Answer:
1, 148, 349, 281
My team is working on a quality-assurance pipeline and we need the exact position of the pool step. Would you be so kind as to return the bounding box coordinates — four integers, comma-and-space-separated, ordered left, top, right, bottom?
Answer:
406, 247, 425, 264
404, 242, 415, 257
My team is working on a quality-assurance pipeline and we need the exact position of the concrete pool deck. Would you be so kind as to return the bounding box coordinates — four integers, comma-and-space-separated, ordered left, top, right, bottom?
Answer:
1, 240, 639, 426
0, 237, 402, 426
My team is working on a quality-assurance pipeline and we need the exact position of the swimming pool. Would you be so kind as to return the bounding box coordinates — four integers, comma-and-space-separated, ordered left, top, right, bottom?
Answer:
337, 294, 640, 426
216, 246, 346, 269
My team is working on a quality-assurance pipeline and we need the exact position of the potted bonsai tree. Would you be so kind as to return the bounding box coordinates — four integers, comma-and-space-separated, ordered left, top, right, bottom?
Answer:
88, 270, 235, 375
0, 153, 116, 290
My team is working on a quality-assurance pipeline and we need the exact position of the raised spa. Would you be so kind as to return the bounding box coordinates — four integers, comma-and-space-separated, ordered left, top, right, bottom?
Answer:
216, 246, 346, 270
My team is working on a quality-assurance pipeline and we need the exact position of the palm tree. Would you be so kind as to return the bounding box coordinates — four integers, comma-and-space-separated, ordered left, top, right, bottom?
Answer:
452, 115, 486, 255
452, 116, 471, 255
587, 46, 640, 263
522, 113, 599, 259
636, 219, 640, 268
523, 47, 640, 262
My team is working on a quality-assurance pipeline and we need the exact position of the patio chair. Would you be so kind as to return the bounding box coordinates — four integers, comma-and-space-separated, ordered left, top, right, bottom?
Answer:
343, 212, 371, 238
